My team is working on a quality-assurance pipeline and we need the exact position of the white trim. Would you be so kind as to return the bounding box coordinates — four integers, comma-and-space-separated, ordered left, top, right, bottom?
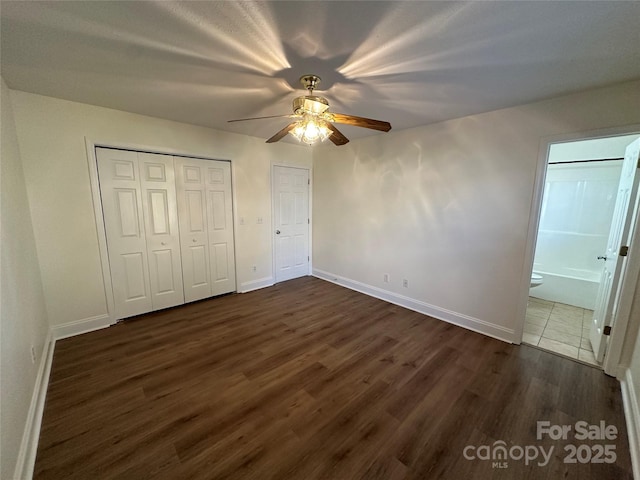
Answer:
52, 314, 112, 340
229, 160, 240, 293
85, 138, 232, 163
238, 276, 274, 293
308, 167, 313, 275
313, 269, 515, 343
621, 368, 640, 480
84, 139, 116, 326
271, 164, 312, 284
13, 331, 55, 480
515, 137, 551, 344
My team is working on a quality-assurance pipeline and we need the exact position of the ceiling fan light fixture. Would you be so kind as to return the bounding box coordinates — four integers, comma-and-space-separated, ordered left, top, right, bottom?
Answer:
289, 115, 331, 145
229, 73, 389, 146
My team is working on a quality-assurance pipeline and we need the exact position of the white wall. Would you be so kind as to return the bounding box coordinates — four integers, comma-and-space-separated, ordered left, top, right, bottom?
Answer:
312, 80, 640, 342
0, 78, 50, 479
9, 90, 311, 329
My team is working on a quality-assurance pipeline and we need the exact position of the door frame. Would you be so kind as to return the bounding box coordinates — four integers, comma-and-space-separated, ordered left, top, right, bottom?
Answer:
518, 125, 640, 377
271, 163, 312, 283
84, 137, 238, 324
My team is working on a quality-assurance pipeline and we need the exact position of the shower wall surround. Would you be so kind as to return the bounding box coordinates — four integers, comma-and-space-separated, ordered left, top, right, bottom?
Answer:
532, 160, 622, 309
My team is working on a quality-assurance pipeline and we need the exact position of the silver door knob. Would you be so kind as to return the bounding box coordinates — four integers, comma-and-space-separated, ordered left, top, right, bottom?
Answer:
597, 256, 607, 261
192, 238, 197, 243
276, 230, 281, 234
161, 242, 166, 246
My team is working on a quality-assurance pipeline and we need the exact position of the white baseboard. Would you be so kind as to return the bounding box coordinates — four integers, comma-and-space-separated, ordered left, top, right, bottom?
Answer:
313, 268, 515, 344
13, 330, 56, 480
621, 368, 640, 480
52, 313, 112, 340
238, 276, 274, 293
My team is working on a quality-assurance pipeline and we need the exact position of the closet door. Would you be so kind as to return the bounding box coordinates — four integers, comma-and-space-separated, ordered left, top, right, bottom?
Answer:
96, 148, 152, 319
204, 162, 236, 296
175, 158, 212, 302
139, 153, 184, 310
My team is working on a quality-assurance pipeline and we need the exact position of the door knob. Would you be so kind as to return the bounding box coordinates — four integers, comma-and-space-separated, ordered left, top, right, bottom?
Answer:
276, 230, 281, 235
161, 242, 166, 246
597, 256, 607, 261
192, 238, 197, 243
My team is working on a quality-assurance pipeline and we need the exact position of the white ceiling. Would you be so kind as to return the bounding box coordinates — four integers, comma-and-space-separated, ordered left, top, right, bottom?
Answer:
2, 1, 639, 143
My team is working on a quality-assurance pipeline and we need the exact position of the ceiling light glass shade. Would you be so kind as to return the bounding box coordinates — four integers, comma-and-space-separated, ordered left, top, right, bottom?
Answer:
289, 115, 331, 145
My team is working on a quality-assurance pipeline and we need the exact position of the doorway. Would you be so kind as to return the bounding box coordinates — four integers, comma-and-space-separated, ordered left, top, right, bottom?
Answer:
523, 133, 640, 366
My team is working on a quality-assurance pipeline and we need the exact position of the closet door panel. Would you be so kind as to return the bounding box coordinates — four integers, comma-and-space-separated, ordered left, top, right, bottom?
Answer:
96, 148, 152, 319
122, 253, 147, 298
151, 249, 177, 293
206, 161, 236, 295
139, 153, 184, 310
175, 158, 212, 302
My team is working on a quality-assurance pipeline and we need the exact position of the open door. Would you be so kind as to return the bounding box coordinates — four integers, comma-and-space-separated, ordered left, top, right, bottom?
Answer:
590, 138, 640, 362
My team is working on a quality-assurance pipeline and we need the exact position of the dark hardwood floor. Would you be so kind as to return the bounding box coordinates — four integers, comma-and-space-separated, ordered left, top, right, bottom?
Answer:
34, 276, 633, 479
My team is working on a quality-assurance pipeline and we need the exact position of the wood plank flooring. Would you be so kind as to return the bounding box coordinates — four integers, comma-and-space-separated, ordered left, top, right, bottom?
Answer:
34, 276, 633, 479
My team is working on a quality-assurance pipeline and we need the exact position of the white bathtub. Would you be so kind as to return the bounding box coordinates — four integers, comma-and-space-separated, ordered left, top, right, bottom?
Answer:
529, 270, 600, 310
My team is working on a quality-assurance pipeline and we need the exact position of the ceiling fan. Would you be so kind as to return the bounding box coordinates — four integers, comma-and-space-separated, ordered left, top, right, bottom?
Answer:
228, 74, 391, 146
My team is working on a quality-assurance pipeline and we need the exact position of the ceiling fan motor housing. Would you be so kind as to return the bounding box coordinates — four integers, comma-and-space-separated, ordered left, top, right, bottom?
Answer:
293, 95, 330, 115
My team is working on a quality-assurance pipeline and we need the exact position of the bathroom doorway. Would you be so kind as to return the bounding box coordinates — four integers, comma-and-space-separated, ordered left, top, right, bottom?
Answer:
523, 133, 640, 366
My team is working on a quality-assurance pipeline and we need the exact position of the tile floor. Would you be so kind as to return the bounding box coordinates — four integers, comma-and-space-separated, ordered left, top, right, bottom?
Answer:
523, 297, 599, 366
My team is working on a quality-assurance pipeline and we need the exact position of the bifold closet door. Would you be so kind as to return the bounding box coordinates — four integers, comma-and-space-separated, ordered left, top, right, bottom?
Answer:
175, 158, 212, 302
138, 153, 185, 310
97, 148, 184, 320
204, 160, 236, 296
97, 148, 153, 319
175, 157, 236, 302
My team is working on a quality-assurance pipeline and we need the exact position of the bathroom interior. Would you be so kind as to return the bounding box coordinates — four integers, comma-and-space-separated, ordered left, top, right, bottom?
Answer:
524, 133, 640, 366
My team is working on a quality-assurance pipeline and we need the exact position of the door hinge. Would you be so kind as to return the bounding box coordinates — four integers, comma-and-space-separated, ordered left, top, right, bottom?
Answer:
620, 245, 629, 257
308, 178, 310, 185
307, 256, 309, 261
308, 218, 310, 224
603, 325, 612, 336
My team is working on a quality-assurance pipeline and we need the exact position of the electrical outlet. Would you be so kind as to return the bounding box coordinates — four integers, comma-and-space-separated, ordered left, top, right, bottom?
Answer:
239, 217, 245, 225
252, 265, 257, 272
383, 273, 390, 283
403, 279, 409, 288
257, 217, 263, 224
30, 345, 36, 364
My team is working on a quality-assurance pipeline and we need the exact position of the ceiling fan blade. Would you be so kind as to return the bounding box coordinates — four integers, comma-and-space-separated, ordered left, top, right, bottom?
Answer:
228, 114, 296, 123
266, 123, 297, 143
331, 113, 391, 132
326, 123, 349, 146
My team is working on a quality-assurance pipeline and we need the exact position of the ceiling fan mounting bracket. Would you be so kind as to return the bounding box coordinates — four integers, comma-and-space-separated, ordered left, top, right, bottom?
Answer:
300, 74, 321, 93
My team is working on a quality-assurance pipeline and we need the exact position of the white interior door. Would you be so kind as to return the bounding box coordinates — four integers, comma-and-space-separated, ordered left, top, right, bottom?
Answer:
274, 166, 310, 283
96, 148, 152, 319
138, 152, 184, 310
590, 138, 640, 362
204, 161, 236, 296
175, 158, 212, 302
